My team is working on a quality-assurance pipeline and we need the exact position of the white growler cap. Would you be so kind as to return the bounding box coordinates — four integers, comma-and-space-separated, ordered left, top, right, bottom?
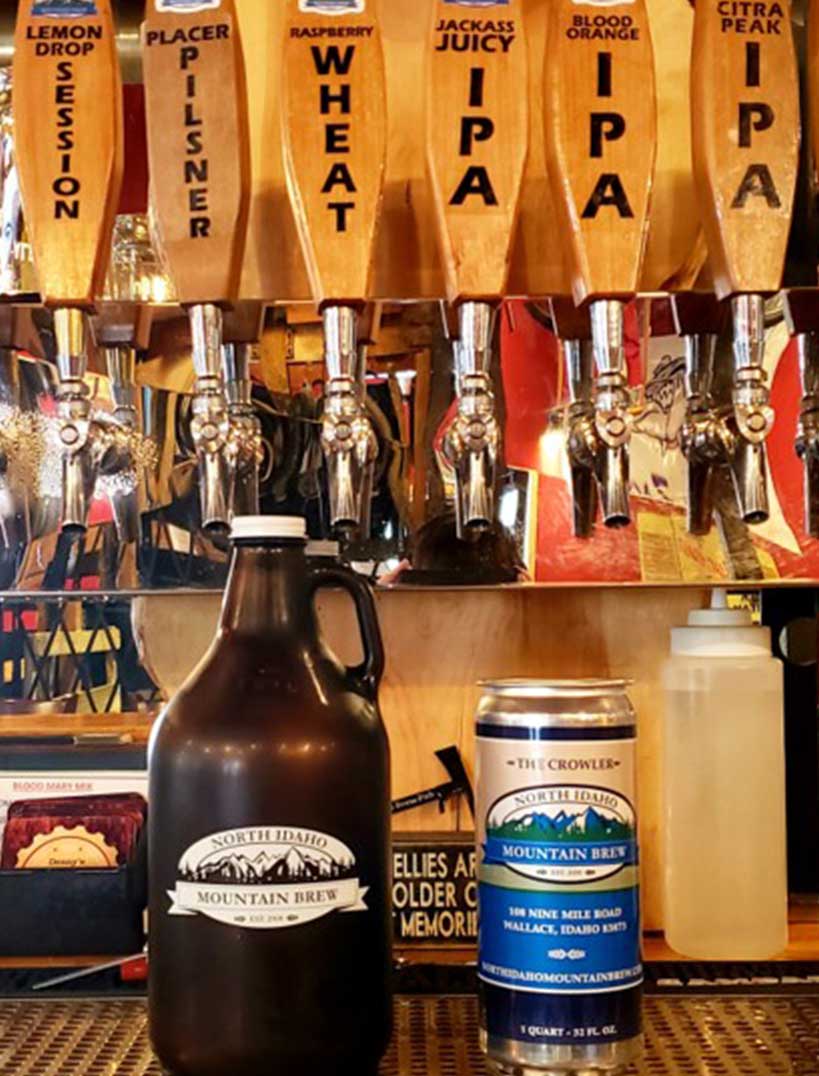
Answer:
230, 516, 307, 541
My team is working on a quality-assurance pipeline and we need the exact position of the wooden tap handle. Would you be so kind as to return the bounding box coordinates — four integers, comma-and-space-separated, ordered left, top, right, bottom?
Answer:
425, 0, 528, 305
544, 0, 655, 306
141, 0, 250, 306
692, 0, 799, 298
13, 0, 123, 308
281, 0, 387, 307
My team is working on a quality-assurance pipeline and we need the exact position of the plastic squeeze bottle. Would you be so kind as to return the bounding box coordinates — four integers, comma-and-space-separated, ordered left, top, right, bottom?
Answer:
662, 590, 787, 959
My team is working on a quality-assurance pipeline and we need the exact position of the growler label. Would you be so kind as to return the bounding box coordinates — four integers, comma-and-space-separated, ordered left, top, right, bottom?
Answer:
168, 826, 369, 930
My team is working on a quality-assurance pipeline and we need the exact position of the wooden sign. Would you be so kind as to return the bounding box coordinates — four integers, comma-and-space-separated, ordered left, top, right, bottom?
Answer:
281, 0, 387, 306
691, 0, 799, 298
393, 834, 476, 946
13, 0, 123, 307
141, 0, 250, 306
544, 0, 656, 304
425, 0, 528, 304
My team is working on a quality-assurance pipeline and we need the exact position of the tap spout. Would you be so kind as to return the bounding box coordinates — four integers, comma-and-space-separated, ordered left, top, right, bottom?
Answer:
101, 343, 141, 544
796, 332, 819, 537
589, 299, 631, 527
444, 300, 500, 538
561, 337, 598, 538
321, 305, 377, 536
54, 308, 99, 535
222, 342, 263, 518
729, 294, 772, 524
188, 303, 230, 532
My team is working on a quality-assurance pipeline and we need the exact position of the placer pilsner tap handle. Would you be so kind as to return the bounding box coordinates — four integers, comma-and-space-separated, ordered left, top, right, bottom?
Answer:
691, 0, 799, 526
544, 0, 656, 529
141, 0, 251, 532
425, 0, 528, 535
281, 0, 388, 536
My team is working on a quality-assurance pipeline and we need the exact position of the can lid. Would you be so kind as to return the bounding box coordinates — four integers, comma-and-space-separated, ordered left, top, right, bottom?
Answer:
230, 516, 307, 542
479, 678, 632, 698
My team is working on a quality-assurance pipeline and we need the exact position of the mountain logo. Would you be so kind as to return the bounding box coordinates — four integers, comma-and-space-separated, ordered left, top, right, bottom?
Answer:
299, 0, 365, 13
31, 0, 98, 16
483, 784, 637, 884
168, 826, 368, 930
155, 0, 221, 12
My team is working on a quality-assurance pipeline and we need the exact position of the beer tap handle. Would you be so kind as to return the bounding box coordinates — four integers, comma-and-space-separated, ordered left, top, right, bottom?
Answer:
142, 0, 251, 532
544, 0, 655, 307
141, 0, 249, 308
282, 0, 387, 537
426, 1, 527, 535
13, 0, 123, 311
425, 0, 528, 307
281, 0, 387, 307
691, 0, 799, 302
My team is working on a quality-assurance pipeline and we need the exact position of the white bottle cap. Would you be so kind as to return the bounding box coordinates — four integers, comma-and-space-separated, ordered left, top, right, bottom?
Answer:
230, 516, 307, 542
671, 588, 771, 657
306, 540, 340, 559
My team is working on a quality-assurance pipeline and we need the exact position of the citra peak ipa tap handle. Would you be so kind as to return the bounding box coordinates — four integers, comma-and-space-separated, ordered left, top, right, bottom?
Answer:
425, 0, 528, 305
544, 0, 656, 306
281, 0, 388, 308
691, 0, 799, 299
141, 0, 250, 308
13, 0, 123, 309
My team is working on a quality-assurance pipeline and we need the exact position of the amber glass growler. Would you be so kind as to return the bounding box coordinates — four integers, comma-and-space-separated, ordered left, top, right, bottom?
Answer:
148, 516, 391, 1076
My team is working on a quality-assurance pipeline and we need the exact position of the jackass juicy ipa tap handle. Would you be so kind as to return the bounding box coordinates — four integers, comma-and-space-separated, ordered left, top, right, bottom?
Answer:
425, 0, 528, 534
141, 0, 251, 531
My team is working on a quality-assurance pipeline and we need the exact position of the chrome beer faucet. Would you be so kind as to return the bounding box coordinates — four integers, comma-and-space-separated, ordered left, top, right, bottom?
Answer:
589, 299, 632, 527
671, 294, 734, 535
321, 305, 377, 536
443, 301, 500, 537
189, 304, 231, 532
728, 295, 773, 525
100, 341, 142, 544
221, 342, 262, 518
561, 335, 598, 539
784, 290, 819, 538
54, 308, 106, 534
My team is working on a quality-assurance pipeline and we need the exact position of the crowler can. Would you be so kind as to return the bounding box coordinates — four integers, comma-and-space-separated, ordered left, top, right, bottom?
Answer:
476, 680, 642, 1075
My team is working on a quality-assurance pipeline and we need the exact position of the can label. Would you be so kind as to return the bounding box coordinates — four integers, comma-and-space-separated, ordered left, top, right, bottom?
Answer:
477, 725, 641, 1034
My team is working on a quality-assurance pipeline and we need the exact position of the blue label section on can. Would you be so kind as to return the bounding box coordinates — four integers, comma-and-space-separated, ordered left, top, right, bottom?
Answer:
478, 884, 642, 994
476, 725, 642, 1049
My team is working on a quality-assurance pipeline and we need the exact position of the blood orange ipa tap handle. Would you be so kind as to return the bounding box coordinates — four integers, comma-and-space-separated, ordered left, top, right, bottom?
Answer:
13, 0, 123, 533
545, 0, 656, 528
281, 0, 388, 536
691, 0, 799, 524
425, 0, 528, 535
141, 0, 251, 531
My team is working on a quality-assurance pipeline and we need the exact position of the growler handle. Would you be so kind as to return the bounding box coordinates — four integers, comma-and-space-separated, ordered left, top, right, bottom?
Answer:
310, 566, 385, 700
